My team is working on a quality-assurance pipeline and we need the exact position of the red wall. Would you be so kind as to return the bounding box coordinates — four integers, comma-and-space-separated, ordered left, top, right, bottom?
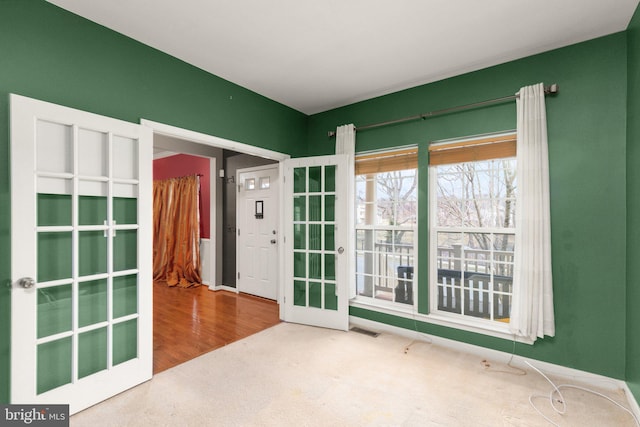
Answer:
153, 154, 211, 239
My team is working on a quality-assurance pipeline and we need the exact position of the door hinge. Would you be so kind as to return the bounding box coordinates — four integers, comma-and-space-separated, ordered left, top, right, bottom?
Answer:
238, 185, 241, 193
238, 228, 240, 236
238, 272, 240, 280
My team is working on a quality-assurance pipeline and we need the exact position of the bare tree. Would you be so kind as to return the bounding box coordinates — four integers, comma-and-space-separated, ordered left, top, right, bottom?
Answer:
359, 170, 417, 243
436, 159, 516, 251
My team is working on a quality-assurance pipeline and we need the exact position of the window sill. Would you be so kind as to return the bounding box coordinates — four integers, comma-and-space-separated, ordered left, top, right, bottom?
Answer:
349, 299, 534, 345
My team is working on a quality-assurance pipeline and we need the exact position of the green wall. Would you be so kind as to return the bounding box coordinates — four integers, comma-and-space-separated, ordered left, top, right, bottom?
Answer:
627, 4, 640, 402
1, 0, 638, 407
309, 33, 629, 379
0, 0, 307, 403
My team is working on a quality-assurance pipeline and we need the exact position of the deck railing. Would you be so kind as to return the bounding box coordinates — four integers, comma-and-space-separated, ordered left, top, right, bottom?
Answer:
436, 245, 513, 320
356, 242, 414, 303
357, 244, 513, 319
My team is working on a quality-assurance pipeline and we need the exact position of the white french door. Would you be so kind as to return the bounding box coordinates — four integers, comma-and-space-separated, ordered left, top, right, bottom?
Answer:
10, 94, 153, 414
282, 155, 350, 331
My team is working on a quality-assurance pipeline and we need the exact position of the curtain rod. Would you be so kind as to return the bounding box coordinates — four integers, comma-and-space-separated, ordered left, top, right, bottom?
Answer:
327, 83, 559, 138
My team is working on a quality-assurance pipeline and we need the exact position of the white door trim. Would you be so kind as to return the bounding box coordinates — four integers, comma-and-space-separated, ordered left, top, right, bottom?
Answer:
140, 119, 290, 304
141, 119, 290, 161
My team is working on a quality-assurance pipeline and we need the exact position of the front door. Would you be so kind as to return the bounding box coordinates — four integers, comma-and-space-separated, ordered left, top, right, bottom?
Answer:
282, 155, 350, 331
10, 94, 153, 414
236, 166, 279, 300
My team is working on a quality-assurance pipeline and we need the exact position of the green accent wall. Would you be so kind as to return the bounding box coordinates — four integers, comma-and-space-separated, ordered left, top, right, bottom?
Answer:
310, 33, 629, 379
627, 4, 640, 402
0, 0, 307, 403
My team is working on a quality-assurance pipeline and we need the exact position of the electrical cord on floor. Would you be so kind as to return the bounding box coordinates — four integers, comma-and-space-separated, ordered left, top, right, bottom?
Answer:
525, 360, 640, 427
403, 298, 431, 354
480, 337, 526, 376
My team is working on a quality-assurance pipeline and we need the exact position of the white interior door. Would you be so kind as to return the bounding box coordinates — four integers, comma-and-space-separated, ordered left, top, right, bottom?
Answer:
282, 155, 350, 331
236, 166, 279, 300
10, 94, 153, 414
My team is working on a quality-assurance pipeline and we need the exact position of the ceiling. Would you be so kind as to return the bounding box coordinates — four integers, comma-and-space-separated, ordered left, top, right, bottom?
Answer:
47, 0, 639, 115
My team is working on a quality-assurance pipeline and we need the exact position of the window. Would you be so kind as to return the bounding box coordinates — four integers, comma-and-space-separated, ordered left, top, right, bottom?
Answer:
245, 178, 255, 190
429, 133, 516, 325
355, 148, 418, 306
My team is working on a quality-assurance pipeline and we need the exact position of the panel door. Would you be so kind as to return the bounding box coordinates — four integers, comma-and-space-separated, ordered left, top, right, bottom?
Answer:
283, 155, 349, 331
237, 166, 279, 300
10, 94, 152, 414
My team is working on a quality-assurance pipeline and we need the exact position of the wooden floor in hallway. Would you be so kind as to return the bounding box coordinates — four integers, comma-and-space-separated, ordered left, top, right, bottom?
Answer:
153, 281, 281, 373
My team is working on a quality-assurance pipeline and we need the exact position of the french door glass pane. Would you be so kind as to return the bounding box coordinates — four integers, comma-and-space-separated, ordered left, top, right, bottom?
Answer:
38, 194, 71, 226
325, 283, 338, 310
78, 327, 107, 379
36, 120, 72, 173
113, 197, 138, 224
294, 252, 306, 278
309, 196, 321, 221
309, 282, 321, 308
37, 337, 72, 394
78, 279, 107, 328
325, 254, 335, 280
114, 230, 137, 271
324, 165, 336, 192
324, 195, 335, 221
38, 232, 72, 282
112, 136, 138, 180
37, 284, 72, 338
78, 128, 108, 177
293, 168, 306, 193
324, 225, 335, 250
79, 231, 107, 276
293, 281, 306, 306
293, 224, 305, 249
113, 319, 138, 366
308, 166, 321, 192
293, 196, 306, 221
308, 253, 321, 279
308, 224, 321, 251
79, 196, 107, 225
113, 274, 138, 318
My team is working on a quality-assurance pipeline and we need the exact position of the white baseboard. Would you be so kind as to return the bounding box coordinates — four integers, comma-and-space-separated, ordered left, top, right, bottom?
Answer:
349, 315, 640, 421
623, 382, 640, 423
208, 284, 239, 293
200, 238, 211, 285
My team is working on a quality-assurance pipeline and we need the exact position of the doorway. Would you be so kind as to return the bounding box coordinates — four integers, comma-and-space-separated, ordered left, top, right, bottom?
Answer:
146, 119, 289, 371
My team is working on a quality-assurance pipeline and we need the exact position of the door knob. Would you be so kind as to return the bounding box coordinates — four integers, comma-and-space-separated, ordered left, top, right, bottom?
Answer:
337, 247, 344, 254
16, 277, 35, 289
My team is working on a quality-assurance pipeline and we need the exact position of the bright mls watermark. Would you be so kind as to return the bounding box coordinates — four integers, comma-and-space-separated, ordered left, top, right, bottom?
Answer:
0, 405, 68, 426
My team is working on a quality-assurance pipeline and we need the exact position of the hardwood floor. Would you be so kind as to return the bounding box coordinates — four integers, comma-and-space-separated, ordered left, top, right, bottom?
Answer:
153, 282, 281, 373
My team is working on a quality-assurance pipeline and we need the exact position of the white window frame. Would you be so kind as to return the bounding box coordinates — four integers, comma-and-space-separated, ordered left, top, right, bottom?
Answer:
428, 132, 517, 335
353, 149, 418, 310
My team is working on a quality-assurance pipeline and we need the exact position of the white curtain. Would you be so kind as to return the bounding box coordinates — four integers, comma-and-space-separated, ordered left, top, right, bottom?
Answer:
335, 124, 355, 157
335, 124, 356, 298
509, 83, 555, 342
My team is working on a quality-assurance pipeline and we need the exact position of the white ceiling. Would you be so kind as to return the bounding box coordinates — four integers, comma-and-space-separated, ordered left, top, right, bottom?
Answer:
47, 0, 639, 115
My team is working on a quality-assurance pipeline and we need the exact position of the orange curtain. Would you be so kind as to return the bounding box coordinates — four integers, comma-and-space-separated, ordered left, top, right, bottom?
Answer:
153, 175, 202, 287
